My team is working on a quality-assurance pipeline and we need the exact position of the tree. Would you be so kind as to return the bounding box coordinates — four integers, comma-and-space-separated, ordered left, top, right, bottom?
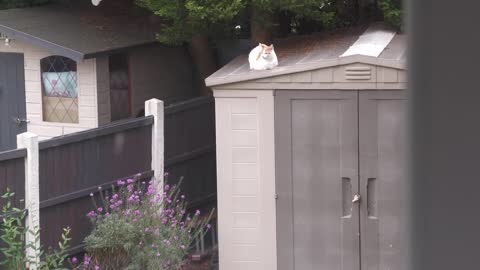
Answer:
378, 0, 402, 30
138, 0, 339, 45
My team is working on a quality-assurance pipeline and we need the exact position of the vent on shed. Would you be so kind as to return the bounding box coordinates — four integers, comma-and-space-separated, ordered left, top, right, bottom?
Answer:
345, 66, 371, 80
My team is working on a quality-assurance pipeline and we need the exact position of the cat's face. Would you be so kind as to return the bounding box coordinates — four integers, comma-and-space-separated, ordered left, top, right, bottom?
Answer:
260, 44, 275, 60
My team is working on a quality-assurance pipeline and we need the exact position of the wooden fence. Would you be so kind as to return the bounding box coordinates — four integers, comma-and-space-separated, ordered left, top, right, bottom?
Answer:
0, 96, 217, 266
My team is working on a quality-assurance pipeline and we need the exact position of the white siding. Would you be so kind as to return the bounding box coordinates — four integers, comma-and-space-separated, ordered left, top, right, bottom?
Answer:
0, 39, 99, 139
214, 90, 277, 270
95, 56, 111, 126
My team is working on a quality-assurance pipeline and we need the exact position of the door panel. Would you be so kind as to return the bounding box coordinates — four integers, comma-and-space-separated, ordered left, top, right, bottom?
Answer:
359, 91, 410, 270
0, 53, 26, 152
276, 90, 360, 270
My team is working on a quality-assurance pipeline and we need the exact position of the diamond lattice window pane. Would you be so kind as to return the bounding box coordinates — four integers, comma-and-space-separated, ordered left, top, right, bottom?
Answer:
41, 56, 79, 123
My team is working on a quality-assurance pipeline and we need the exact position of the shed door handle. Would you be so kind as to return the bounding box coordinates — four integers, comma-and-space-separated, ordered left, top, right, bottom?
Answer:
342, 177, 353, 217
367, 178, 377, 218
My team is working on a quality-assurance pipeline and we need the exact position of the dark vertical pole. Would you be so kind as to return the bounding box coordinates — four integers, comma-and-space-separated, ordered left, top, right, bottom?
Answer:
409, 1, 480, 270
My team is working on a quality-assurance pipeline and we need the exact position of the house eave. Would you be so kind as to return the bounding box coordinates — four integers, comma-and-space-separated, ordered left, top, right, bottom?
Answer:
0, 24, 85, 61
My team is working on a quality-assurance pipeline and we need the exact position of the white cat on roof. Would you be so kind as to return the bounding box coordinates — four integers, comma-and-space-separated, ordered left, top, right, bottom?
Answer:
248, 43, 278, 70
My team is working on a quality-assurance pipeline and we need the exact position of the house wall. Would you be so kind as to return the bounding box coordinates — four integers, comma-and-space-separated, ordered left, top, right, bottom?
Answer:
213, 89, 277, 270
0, 39, 99, 140
129, 44, 196, 116
95, 56, 111, 126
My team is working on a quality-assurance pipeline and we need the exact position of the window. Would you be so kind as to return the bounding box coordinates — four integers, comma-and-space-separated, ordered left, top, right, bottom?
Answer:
41, 56, 79, 123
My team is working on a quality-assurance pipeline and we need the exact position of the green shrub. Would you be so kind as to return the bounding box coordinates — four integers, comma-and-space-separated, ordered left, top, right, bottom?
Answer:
0, 189, 71, 270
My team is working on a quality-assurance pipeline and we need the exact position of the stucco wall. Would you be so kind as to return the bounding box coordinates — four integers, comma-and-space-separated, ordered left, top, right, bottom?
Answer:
129, 44, 196, 116
0, 39, 99, 140
213, 89, 277, 270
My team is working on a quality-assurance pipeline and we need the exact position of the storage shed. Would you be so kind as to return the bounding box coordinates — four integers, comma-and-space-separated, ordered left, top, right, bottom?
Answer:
206, 24, 408, 270
0, 2, 196, 151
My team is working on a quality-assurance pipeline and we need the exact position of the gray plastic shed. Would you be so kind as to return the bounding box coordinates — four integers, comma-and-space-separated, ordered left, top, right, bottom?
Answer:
206, 24, 408, 270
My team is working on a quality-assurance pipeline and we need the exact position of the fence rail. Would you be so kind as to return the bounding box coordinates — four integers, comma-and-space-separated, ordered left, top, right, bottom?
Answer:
0, 97, 217, 268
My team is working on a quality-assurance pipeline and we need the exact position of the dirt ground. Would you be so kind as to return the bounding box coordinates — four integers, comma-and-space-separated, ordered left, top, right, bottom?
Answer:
181, 255, 218, 270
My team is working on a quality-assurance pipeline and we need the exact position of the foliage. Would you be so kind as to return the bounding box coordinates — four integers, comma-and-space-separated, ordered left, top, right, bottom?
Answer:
71, 176, 213, 270
138, 0, 339, 44
137, 0, 244, 45
0, 189, 71, 270
0, 0, 50, 9
378, 0, 403, 30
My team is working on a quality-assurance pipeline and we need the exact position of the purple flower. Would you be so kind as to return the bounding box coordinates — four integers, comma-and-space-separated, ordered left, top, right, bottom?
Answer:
164, 184, 170, 191
94, 266, 100, 270
127, 184, 134, 193
207, 224, 212, 230
89, 193, 94, 197
97, 207, 103, 213
117, 180, 125, 186
70, 256, 78, 264
195, 209, 201, 216
87, 211, 96, 218
156, 252, 161, 257
84, 255, 91, 266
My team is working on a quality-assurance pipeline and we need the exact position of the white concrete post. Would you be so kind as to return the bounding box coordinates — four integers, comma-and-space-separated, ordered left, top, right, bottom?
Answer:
145, 99, 164, 196
17, 132, 40, 269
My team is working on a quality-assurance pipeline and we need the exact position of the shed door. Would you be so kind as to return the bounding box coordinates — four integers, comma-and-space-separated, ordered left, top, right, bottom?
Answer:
0, 53, 26, 152
359, 91, 409, 270
275, 90, 360, 270
275, 90, 408, 270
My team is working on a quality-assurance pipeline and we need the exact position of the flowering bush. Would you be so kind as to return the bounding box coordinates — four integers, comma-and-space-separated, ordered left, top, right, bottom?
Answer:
70, 175, 213, 270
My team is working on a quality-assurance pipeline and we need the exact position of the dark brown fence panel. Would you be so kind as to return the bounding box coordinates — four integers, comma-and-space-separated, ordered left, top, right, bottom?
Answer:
0, 149, 26, 269
0, 149, 26, 208
38, 117, 153, 252
164, 96, 217, 210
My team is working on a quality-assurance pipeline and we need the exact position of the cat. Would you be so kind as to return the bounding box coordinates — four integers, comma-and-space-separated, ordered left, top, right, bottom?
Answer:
248, 43, 278, 70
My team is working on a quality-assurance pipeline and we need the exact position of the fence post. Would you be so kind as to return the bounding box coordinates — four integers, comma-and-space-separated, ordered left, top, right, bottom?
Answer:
145, 99, 164, 196
17, 132, 40, 269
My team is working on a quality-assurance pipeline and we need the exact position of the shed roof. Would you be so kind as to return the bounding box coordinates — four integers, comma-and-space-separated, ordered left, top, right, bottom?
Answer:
206, 23, 406, 87
0, 2, 160, 60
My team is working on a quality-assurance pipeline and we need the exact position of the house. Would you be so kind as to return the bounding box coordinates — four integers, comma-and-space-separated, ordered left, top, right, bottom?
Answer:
0, 1, 197, 151
205, 24, 407, 270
